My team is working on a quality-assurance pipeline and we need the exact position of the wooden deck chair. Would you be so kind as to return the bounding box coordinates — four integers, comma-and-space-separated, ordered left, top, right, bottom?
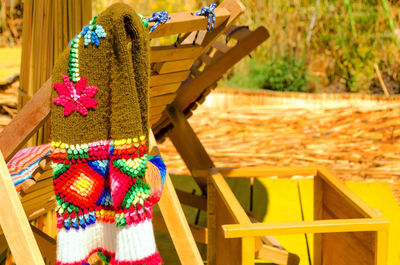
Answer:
0, 1, 282, 264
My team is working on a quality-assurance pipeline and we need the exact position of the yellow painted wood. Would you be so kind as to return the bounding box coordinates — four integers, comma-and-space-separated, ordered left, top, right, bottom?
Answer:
253, 178, 308, 264
376, 230, 388, 265
223, 218, 388, 238
345, 181, 400, 265
242, 237, 255, 265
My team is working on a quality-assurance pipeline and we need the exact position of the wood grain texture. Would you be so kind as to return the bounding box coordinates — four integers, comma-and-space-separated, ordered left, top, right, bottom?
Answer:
0, 78, 51, 161
0, 151, 45, 264
149, 131, 203, 265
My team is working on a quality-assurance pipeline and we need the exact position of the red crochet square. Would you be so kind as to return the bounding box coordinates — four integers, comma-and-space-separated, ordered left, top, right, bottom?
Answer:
53, 162, 105, 208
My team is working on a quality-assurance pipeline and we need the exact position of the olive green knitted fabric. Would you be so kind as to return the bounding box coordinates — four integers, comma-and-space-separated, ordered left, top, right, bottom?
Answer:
51, 3, 150, 144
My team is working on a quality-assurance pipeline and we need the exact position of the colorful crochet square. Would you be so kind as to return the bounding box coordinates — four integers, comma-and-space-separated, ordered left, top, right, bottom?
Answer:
51, 137, 164, 231
53, 162, 105, 208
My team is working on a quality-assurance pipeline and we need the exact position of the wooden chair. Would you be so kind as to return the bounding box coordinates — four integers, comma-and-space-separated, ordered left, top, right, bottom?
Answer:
0, 1, 278, 264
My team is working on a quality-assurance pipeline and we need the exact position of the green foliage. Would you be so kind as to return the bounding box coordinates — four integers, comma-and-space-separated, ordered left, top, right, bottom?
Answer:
224, 0, 400, 93
223, 56, 308, 92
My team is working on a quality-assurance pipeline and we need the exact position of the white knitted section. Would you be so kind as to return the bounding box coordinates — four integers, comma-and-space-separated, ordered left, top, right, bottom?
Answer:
56, 222, 116, 263
115, 219, 157, 262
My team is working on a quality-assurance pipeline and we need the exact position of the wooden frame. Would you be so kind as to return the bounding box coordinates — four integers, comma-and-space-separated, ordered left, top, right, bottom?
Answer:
0, 1, 273, 264
207, 166, 388, 265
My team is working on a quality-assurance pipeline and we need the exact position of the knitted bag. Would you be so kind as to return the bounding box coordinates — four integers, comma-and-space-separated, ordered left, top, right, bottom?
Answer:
50, 3, 166, 265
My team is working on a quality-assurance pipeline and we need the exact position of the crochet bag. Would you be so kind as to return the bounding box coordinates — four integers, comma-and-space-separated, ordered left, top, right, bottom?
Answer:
50, 3, 165, 265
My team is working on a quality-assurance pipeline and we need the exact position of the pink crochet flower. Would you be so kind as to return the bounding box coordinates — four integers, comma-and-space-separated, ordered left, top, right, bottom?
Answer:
53, 75, 98, 116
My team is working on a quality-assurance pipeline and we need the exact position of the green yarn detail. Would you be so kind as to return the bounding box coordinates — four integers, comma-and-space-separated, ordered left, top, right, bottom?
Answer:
98, 250, 111, 264
55, 195, 79, 215
67, 146, 89, 159
68, 35, 81, 82
112, 155, 148, 178
53, 163, 71, 179
121, 181, 151, 209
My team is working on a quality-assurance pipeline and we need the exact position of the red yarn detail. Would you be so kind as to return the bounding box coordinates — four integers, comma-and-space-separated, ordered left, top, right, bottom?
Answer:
53, 162, 105, 208
53, 75, 98, 116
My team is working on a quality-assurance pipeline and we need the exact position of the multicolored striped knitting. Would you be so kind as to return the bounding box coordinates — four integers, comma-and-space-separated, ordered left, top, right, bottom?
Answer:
51, 3, 165, 265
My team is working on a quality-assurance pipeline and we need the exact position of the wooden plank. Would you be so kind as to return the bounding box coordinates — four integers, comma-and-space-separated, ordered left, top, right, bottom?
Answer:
21, 185, 53, 203
150, 71, 190, 87
174, 26, 269, 110
154, 59, 194, 74
376, 230, 388, 265
151, 83, 181, 98
22, 177, 52, 195
31, 225, 56, 265
222, 218, 388, 238
150, 105, 167, 116
149, 131, 203, 265
242, 237, 255, 265
150, 93, 176, 108
152, 213, 208, 244
148, 8, 230, 38
175, 189, 207, 211
0, 151, 45, 264
193, 166, 317, 178
166, 103, 213, 190
314, 175, 323, 265
317, 167, 381, 218
215, 187, 242, 265
212, 41, 230, 53
211, 173, 251, 224
27, 201, 56, 220
0, 78, 52, 161
34, 169, 53, 182
150, 45, 203, 63
256, 244, 293, 265
322, 232, 375, 265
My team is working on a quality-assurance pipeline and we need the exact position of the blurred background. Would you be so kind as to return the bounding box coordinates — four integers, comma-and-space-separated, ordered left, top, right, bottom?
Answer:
2, 0, 400, 94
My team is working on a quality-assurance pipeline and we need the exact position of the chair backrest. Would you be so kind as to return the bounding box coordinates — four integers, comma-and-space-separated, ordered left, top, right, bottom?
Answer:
0, 0, 248, 162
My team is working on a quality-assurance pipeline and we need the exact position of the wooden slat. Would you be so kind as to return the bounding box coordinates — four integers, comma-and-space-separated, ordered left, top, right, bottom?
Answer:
152, 213, 208, 244
150, 93, 176, 108
31, 225, 56, 265
317, 167, 381, 218
27, 201, 56, 220
242, 237, 255, 265
154, 59, 194, 74
256, 244, 293, 265
148, 8, 230, 38
193, 166, 317, 178
150, 83, 181, 98
322, 232, 375, 265
211, 173, 251, 224
175, 189, 207, 211
166, 103, 213, 190
0, 151, 45, 265
150, 71, 190, 87
21, 177, 51, 194
212, 41, 230, 53
0, 78, 52, 161
34, 169, 53, 182
150, 45, 202, 63
21, 184, 53, 202
175, 26, 269, 110
149, 131, 203, 265
222, 218, 388, 238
